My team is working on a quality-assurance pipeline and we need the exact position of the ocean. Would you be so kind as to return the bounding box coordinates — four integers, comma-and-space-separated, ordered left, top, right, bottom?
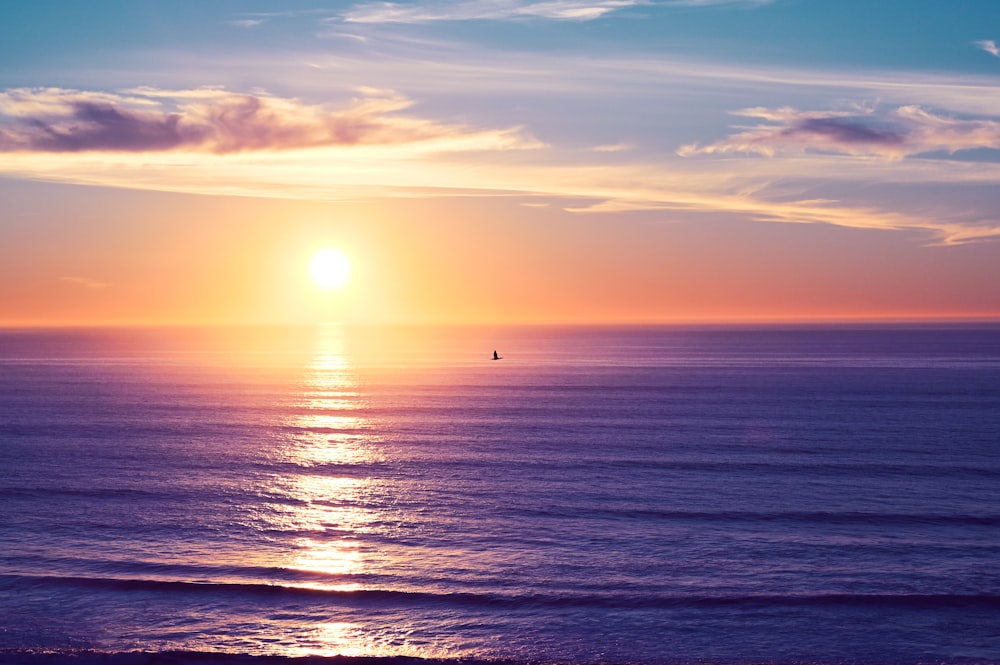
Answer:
1, 324, 999, 665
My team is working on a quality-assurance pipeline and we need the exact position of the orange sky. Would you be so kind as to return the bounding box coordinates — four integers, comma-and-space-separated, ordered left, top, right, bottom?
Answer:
3, 179, 998, 327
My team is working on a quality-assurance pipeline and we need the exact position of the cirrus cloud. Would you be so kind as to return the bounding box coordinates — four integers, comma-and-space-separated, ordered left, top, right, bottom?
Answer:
341, 0, 645, 23
336, 0, 772, 23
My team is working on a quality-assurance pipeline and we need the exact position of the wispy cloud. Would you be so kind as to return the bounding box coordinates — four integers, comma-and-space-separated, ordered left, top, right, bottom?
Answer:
565, 183, 1000, 246
61, 276, 110, 289
7, 135, 997, 246
230, 18, 266, 28
341, 0, 646, 23
3, 74, 1000, 248
678, 105, 1000, 159
974, 39, 1000, 57
593, 142, 632, 152
337, 0, 772, 23
0, 87, 542, 154
664, 0, 772, 5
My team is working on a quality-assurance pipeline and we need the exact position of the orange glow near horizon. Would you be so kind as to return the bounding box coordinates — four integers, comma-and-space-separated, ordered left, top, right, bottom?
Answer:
1, 190, 999, 328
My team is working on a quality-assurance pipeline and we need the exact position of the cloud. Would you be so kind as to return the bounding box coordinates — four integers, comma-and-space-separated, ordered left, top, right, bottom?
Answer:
6, 125, 999, 246
562, 180, 1000, 246
61, 276, 110, 289
337, 0, 773, 23
974, 40, 1000, 57
664, 0, 772, 5
2, 78, 1000, 248
678, 105, 1000, 159
0, 87, 542, 155
593, 142, 632, 152
341, 0, 645, 23
230, 19, 266, 28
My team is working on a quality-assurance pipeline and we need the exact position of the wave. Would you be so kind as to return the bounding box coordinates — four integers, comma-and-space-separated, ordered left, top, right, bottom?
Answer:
5, 573, 999, 611
1, 556, 373, 586
5, 655, 1000, 665
592, 458, 1000, 479
1, 651, 490, 665
508, 505, 1000, 526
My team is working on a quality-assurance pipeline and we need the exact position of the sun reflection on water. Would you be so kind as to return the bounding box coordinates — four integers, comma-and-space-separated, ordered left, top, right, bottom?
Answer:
276, 325, 380, 593
260, 326, 447, 659
303, 622, 368, 657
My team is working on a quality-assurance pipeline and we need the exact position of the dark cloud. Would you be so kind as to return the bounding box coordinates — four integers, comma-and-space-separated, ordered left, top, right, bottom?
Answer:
788, 117, 905, 146
680, 105, 1000, 159
0, 88, 493, 154
25, 101, 195, 152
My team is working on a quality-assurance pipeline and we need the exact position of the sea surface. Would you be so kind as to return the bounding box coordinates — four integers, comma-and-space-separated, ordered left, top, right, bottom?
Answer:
2, 324, 999, 665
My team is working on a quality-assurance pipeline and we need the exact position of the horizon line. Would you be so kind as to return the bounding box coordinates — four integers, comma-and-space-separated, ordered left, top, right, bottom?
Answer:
2, 313, 1000, 330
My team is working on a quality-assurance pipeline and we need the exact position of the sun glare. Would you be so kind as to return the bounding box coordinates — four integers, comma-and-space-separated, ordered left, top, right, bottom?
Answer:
310, 248, 351, 290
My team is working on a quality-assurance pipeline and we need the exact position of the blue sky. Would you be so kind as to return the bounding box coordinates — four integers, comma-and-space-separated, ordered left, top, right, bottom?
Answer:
2, 1, 1000, 324
4, 1, 998, 72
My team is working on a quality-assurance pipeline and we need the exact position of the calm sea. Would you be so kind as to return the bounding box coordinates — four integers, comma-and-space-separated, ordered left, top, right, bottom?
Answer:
1, 324, 999, 664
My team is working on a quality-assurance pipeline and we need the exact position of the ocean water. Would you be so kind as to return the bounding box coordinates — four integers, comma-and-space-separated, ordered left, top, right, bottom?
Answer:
1, 324, 999, 664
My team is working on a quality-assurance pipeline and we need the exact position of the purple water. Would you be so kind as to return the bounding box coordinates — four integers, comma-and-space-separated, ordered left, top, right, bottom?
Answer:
2, 324, 999, 664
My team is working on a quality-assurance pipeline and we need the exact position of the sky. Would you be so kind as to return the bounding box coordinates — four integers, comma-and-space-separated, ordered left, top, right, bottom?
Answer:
2, 0, 1000, 326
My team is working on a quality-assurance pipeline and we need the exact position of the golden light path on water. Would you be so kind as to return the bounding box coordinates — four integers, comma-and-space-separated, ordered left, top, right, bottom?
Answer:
272, 325, 386, 657
241, 325, 464, 659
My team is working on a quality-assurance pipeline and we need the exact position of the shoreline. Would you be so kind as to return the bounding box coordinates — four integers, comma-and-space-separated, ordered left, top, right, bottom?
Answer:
4, 652, 1000, 665
0, 652, 496, 665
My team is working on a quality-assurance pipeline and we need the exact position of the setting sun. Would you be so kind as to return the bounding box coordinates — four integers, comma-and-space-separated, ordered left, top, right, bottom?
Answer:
309, 248, 351, 291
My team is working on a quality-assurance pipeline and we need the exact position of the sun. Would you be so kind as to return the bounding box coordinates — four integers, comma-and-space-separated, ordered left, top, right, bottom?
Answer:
309, 248, 351, 290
